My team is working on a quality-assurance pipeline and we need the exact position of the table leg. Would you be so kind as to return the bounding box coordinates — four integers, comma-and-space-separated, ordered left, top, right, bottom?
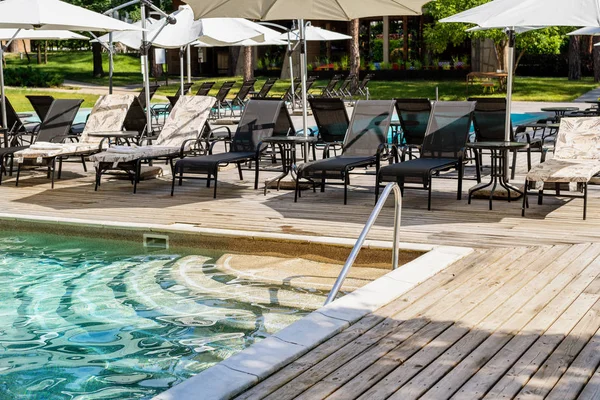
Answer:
263, 143, 292, 195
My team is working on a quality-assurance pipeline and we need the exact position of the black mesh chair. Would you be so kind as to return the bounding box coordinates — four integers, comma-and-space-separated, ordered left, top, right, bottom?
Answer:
333, 74, 356, 98
26, 95, 54, 122
171, 100, 292, 198
0, 96, 39, 145
394, 98, 432, 159
137, 84, 160, 109
281, 78, 301, 103
123, 97, 148, 140
252, 77, 278, 99
317, 74, 343, 98
224, 78, 257, 116
1, 99, 82, 185
196, 81, 216, 96
352, 73, 374, 99
295, 100, 395, 204
377, 101, 476, 210
309, 97, 349, 159
469, 97, 545, 179
212, 81, 237, 118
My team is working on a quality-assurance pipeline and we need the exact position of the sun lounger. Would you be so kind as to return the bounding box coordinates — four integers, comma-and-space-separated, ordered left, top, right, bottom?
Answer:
90, 95, 216, 193
308, 97, 349, 159
377, 101, 476, 210
14, 94, 137, 188
171, 100, 291, 198
1, 99, 82, 185
295, 100, 395, 204
522, 117, 600, 220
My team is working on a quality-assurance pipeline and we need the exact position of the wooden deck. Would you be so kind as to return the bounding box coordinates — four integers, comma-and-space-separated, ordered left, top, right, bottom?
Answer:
2, 150, 600, 249
236, 244, 600, 400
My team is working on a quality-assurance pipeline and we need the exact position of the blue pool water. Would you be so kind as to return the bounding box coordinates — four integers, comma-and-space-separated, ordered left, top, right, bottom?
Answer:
0, 232, 313, 399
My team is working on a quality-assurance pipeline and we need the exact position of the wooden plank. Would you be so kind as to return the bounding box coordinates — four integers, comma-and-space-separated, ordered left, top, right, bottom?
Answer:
363, 244, 592, 400
454, 273, 600, 399
578, 363, 600, 400
515, 299, 600, 399
235, 250, 491, 400
304, 246, 558, 400
546, 327, 600, 400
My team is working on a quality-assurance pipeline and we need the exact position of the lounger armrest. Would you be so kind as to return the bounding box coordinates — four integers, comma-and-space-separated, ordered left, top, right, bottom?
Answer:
209, 125, 232, 141
180, 138, 209, 158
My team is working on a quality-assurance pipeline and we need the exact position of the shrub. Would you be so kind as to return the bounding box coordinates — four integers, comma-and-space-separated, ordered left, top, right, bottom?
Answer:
4, 66, 63, 87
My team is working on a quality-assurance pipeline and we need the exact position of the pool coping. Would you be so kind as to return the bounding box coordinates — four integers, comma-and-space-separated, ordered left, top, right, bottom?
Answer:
0, 212, 472, 400
154, 245, 474, 400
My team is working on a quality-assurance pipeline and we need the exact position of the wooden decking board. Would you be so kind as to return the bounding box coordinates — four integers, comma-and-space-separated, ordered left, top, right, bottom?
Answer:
383, 244, 592, 400
235, 251, 490, 400
578, 363, 600, 400
304, 247, 554, 400
515, 299, 600, 399
435, 246, 600, 399
242, 249, 521, 400
545, 326, 600, 400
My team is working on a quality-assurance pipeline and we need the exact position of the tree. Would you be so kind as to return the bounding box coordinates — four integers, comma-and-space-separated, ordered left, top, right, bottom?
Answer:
243, 46, 253, 81
349, 19, 360, 77
424, 0, 566, 72
569, 36, 581, 80
593, 36, 600, 82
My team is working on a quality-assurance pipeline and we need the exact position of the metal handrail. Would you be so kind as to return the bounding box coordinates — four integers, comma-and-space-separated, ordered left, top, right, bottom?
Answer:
324, 183, 402, 305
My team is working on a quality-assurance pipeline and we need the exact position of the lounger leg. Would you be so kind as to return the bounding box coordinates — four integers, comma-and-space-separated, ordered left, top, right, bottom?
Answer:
80, 156, 87, 172
294, 173, 300, 202
511, 150, 517, 180
375, 175, 380, 204
254, 158, 260, 190
522, 180, 528, 217
344, 171, 349, 205
457, 161, 464, 200
133, 160, 141, 194
584, 183, 588, 220
237, 163, 243, 180
58, 158, 63, 179
321, 172, 326, 192
51, 158, 56, 189
15, 164, 21, 187
538, 188, 544, 205
474, 149, 481, 183
94, 167, 100, 191
0, 158, 4, 186
9, 154, 14, 176
213, 170, 218, 198
207, 173, 211, 188
427, 175, 432, 211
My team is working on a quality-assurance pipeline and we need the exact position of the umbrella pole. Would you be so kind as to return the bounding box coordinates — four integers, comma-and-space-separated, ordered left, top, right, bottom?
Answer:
0, 29, 20, 131
505, 28, 515, 143
108, 32, 114, 95
186, 44, 192, 84
141, 2, 153, 133
180, 47, 185, 95
288, 30, 295, 111
299, 19, 309, 162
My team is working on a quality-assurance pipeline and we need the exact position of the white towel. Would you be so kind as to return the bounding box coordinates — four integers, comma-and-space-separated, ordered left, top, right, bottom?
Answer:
106, 145, 140, 154
29, 142, 64, 150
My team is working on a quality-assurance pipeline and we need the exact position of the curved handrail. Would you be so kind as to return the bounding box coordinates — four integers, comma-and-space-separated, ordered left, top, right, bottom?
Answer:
324, 182, 402, 305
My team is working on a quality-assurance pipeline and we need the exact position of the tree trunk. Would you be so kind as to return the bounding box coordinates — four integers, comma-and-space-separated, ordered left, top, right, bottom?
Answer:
349, 18, 360, 77
568, 36, 581, 81
44, 41, 47, 64
594, 37, 600, 82
494, 40, 507, 72
243, 46, 253, 81
92, 42, 104, 78
22, 40, 30, 63
37, 41, 41, 64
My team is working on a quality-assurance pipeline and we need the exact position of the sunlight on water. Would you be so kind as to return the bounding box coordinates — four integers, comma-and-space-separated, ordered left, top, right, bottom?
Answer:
0, 233, 312, 399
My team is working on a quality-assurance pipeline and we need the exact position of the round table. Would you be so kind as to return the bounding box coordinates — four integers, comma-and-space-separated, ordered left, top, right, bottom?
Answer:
540, 106, 579, 121
261, 136, 318, 194
467, 141, 529, 210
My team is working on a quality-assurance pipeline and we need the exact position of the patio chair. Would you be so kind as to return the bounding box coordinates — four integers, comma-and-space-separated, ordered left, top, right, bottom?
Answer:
281, 78, 301, 103
151, 83, 193, 124
26, 95, 54, 123
90, 96, 217, 194
14, 94, 137, 188
224, 78, 257, 116
137, 84, 160, 109
0, 99, 82, 185
333, 74, 356, 99
316, 74, 343, 98
352, 74, 374, 99
377, 101, 476, 210
308, 97, 349, 159
394, 98, 432, 159
196, 81, 216, 96
469, 97, 545, 179
171, 100, 292, 198
212, 81, 236, 119
0, 96, 39, 145
295, 100, 395, 205
522, 117, 600, 220
252, 77, 278, 99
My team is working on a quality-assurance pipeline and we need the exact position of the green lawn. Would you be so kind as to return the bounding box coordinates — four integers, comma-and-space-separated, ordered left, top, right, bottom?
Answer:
4, 51, 599, 111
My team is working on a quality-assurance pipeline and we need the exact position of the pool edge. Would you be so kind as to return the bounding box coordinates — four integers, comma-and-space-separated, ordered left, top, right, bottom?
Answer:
153, 245, 474, 400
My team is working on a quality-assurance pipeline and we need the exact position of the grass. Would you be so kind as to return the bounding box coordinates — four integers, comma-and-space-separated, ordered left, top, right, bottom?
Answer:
4, 88, 101, 112
3, 51, 599, 111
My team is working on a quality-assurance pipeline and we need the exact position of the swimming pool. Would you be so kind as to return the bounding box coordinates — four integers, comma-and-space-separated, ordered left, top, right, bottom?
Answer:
0, 231, 319, 399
